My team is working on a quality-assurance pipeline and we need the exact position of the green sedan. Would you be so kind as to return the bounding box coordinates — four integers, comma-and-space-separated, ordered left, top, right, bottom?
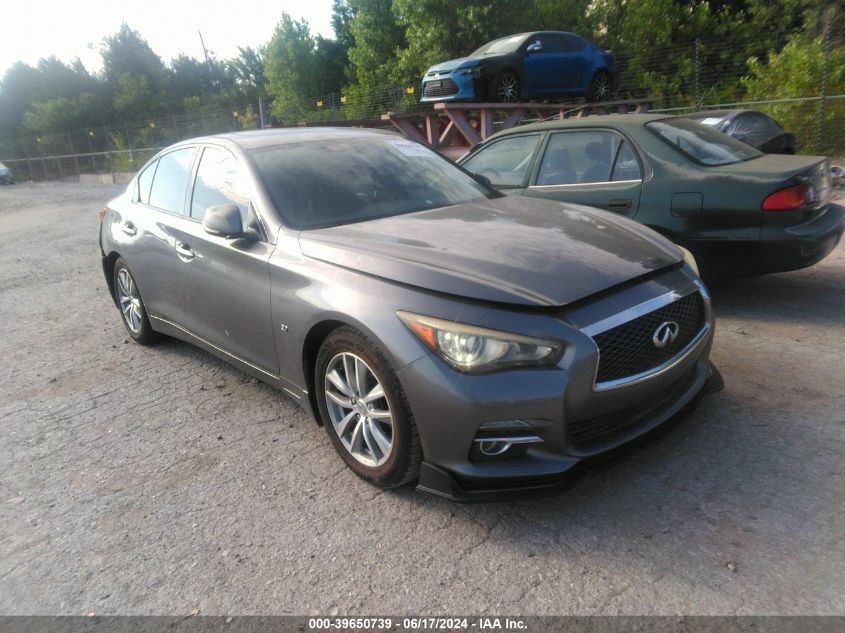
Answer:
458, 114, 844, 277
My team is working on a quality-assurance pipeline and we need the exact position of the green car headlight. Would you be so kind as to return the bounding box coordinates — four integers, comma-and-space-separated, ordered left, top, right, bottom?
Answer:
398, 312, 562, 373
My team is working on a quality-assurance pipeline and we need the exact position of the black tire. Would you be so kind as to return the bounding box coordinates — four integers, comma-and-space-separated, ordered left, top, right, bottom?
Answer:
112, 257, 159, 345
315, 327, 422, 489
588, 71, 612, 102
491, 71, 521, 103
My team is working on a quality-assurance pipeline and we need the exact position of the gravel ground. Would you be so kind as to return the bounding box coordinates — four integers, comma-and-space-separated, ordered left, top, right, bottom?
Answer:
0, 181, 843, 616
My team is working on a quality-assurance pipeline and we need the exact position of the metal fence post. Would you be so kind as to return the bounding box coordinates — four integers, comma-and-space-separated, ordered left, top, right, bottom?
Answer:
124, 122, 134, 167
86, 130, 96, 172
259, 97, 266, 129
694, 38, 702, 111
816, 16, 831, 155
22, 138, 34, 181
68, 132, 79, 177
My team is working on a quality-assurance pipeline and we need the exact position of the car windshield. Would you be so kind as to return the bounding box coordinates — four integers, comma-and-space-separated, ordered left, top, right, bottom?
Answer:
248, 136, 496, 230
472, 34, 529, 56
646, 118, 762, 166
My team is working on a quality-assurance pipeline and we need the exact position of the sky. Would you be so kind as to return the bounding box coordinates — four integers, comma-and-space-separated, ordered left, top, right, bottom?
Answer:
0, 0, 336, 76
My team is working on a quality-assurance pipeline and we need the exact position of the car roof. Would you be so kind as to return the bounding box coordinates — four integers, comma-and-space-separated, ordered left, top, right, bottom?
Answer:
486, 113, 670, 140
176, 127, 400, 152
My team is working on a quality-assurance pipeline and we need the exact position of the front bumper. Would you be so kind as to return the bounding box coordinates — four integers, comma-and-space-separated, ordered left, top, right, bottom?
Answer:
416, 360, 723, 502
420, 71, 481, 103
395, 269, 721, 501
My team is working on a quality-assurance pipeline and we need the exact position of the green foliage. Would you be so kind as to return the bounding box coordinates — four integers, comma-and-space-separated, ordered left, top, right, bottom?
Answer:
22, 93, 104, 134
264, 14, 322, 122
742, 33, 845, 154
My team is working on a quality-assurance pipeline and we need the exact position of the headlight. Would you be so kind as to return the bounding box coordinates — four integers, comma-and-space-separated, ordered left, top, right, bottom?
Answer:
677, 244, 699, 276
460, 67, 483, 77
397, 311, 562, 373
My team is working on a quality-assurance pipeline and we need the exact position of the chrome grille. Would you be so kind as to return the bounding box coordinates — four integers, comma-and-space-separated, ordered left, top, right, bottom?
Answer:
593, 292, 705, 384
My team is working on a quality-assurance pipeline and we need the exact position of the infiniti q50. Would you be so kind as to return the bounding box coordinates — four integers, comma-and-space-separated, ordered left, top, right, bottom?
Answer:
99, 128, 721, 500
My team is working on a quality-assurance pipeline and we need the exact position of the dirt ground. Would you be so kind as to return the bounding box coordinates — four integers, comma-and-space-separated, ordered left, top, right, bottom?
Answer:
0, 182, 843, 616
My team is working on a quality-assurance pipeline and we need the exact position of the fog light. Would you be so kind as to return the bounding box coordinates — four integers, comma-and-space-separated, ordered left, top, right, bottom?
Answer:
471, 434, 543, 461
478, 440, 512, 456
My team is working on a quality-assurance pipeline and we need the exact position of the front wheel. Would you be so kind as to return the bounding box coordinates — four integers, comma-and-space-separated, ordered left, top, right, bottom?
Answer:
588, 71, 612, 102
315, 327, 422, 488
491, 71, 521, 103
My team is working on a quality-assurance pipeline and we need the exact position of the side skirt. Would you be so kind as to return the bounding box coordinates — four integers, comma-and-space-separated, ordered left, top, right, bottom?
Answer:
149, 315, 313, 415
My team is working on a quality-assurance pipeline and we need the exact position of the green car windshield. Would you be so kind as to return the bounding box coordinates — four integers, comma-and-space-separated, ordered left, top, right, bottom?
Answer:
646, 118, 762, 166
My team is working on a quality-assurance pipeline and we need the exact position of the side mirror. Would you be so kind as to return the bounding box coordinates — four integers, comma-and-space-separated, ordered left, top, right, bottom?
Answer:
526, 41, 542, 54
202, 203, 243, 238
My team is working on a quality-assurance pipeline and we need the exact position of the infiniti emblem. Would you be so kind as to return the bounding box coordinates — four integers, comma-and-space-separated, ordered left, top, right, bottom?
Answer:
652, 321, 680, 348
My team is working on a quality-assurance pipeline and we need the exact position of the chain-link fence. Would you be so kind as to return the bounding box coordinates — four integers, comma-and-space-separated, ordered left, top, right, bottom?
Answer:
1, 23, 842, 180
0, 102, 263, 182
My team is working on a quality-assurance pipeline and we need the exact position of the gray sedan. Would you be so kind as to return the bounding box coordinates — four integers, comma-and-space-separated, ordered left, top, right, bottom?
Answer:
99, 128, 721, 500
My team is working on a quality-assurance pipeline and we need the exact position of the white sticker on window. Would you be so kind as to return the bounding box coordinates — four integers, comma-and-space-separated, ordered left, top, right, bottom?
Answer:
389, 140, 432, 157
699, 117, 722, 126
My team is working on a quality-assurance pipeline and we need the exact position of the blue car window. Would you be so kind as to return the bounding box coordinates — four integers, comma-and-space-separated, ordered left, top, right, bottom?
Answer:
461, 134, 542, 188
563, 34, 585, 51
537, 131, 621, 186
534, 35, 567, 53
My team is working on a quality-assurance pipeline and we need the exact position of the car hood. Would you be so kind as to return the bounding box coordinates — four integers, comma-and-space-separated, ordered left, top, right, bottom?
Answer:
427, 57, 482, 74
298, 196, 682, 308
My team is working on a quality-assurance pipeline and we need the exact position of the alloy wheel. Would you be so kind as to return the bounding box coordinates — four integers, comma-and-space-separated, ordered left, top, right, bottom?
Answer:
592, 73, 610, 101
116, 268, 143, 334
496, 74, 520, 103
323, 352, 394, 468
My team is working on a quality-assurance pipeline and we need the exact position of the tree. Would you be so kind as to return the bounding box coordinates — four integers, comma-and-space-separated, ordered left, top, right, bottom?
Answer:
102, 23, 167, 119
265, 14, 323, 121
742, 33, 844, 154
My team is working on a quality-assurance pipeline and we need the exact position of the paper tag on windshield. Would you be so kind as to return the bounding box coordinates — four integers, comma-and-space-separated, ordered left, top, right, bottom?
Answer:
699, 117, 722, 126
389, 140, 431, 157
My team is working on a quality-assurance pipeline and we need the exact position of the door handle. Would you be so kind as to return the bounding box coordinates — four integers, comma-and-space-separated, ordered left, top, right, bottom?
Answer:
608, 198, 632, 211
175, 242, 195, 261
121, 222, 137, 237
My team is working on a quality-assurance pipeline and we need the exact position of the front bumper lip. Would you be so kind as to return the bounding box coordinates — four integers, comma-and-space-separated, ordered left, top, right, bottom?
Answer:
420, 71, 478, 102
415, 360, 723, 502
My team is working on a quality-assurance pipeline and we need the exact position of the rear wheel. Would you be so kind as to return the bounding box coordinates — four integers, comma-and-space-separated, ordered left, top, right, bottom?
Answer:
588, 71, 612, 102
492, 71, 520, 103
315, 327, 421, 488
113, 258, 159, 345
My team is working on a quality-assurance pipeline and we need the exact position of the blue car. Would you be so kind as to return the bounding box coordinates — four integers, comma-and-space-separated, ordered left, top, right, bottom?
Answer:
421, 31, 616, 104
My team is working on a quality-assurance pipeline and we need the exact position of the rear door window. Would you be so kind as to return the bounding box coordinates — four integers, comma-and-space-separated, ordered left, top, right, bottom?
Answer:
461, 134, 542, 188
536, 131, 622, 185
611, 141, 643, 181
148, 147, 196, 214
